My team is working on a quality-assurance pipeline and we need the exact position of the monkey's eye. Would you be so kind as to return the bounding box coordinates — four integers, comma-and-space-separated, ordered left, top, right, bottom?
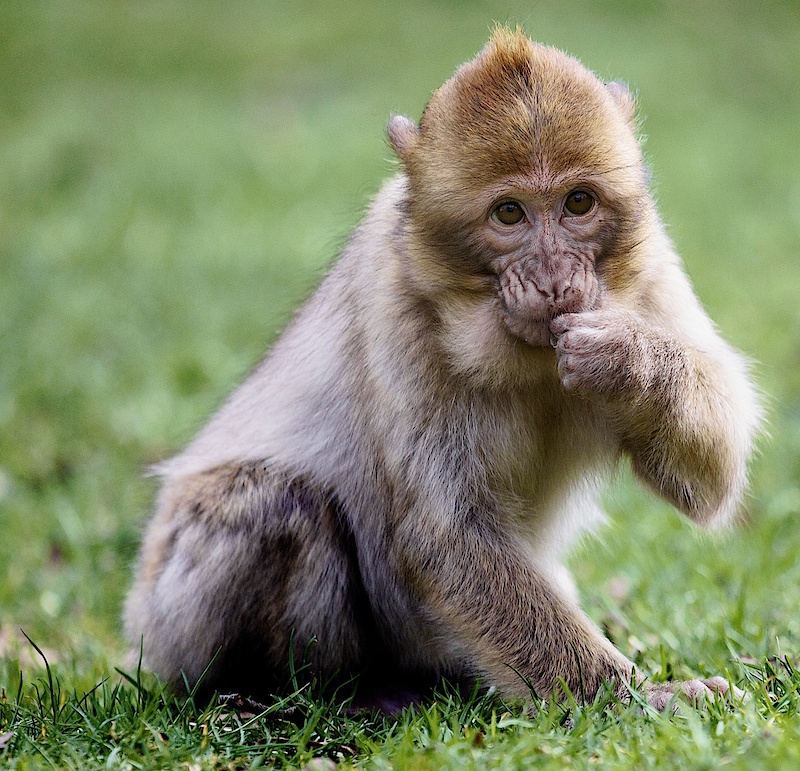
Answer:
563, 190, 595, 217
492, 201, 525, 226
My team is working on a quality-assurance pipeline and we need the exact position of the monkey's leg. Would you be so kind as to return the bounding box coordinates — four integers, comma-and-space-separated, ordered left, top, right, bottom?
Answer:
124, 463, 372, 700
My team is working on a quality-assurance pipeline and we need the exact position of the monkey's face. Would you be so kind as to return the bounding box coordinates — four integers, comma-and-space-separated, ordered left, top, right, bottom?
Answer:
390, 31, 650, 348
479, 178, 614, 346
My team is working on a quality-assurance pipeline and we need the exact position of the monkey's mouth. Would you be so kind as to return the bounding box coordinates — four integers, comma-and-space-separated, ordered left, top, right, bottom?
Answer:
496, 265, 595, 347
496, 277, 559, 347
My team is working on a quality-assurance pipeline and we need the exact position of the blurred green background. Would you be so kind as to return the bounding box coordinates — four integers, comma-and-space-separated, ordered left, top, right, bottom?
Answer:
1, 0, 799, 686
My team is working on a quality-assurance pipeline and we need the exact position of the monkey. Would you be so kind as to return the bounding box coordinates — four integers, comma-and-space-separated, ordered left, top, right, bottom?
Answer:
124, 28, 762, 714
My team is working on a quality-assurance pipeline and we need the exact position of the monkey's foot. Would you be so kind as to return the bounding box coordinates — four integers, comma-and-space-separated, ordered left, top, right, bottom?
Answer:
345, 685, 428, 717
219, 693, 271, 714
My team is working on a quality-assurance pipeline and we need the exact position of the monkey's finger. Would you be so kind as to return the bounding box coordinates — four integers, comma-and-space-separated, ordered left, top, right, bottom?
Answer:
554, 326, 606, 354
679, 679, 715, 704
645, 680, 711, 712
701, 676, 747, 702
548, 314, 575, 337
644, 683, 683, 712
646, 678, 746, 712
556, 354, 593, 393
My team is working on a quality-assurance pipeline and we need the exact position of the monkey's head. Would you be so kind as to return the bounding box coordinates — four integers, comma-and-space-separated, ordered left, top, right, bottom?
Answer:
389, 28, 652, 348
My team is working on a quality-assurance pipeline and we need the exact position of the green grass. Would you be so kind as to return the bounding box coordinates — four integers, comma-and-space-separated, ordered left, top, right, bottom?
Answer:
2, 0, 800, 767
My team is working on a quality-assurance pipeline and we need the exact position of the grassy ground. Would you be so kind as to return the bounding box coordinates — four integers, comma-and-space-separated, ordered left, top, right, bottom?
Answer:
2, 0, 800, 767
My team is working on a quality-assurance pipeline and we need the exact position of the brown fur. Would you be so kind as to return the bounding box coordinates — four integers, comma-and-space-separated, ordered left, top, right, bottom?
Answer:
125, 29, 761, 711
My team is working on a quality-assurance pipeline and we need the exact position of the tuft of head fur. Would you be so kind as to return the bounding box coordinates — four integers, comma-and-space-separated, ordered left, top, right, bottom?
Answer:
389, 28, 646, 225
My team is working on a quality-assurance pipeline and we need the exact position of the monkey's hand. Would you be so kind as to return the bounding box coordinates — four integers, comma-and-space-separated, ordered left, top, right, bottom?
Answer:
548, 309, 665, 400
644, 677, 746, 712
549, 308, 736, 521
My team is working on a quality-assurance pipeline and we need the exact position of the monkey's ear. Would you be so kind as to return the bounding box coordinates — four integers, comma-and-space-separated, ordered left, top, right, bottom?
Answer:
388, 115, 419, 163
606, 81, 636, 124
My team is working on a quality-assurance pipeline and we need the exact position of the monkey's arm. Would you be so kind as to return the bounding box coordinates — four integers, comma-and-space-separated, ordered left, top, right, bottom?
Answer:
395, 511, 739, 706
549, 297, 760, 525
394, 512, 633, 699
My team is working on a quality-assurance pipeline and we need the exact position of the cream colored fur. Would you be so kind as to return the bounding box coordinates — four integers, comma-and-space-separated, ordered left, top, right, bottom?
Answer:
125, 29, 761, 711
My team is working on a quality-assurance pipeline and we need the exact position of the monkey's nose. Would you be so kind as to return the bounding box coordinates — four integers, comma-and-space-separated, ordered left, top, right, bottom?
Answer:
551, 278, 572, 303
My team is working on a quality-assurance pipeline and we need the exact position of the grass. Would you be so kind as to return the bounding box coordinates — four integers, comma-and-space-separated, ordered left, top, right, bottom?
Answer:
2, 0, 800, 766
